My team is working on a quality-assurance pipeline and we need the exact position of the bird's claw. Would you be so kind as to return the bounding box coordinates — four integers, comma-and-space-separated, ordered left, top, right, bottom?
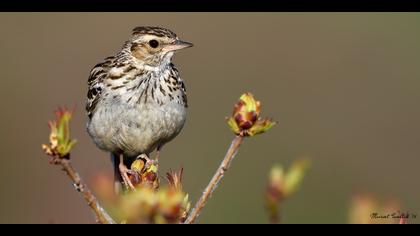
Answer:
119, 156, 136, 191
136, 154, 158, 168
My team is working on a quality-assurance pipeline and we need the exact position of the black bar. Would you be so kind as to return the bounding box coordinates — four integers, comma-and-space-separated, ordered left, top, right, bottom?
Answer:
1, 0, 419, 12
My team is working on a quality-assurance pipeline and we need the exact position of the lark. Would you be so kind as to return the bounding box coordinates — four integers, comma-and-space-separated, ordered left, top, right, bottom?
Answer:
86, 26, 193, 192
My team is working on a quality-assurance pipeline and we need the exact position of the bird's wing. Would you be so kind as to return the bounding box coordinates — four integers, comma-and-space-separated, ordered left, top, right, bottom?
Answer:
86, 56, 115, 119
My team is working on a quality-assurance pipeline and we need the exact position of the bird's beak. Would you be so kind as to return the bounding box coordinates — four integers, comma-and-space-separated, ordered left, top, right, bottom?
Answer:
164, 40, 193, 52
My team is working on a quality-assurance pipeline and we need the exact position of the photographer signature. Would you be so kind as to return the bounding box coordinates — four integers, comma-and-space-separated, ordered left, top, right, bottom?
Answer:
371, 211, 417, 220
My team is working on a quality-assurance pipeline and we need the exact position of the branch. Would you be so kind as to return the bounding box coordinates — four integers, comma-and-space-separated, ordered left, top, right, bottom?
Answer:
42, 107, 116, 224
185, 135, 244, 224
51, 156, 116, 224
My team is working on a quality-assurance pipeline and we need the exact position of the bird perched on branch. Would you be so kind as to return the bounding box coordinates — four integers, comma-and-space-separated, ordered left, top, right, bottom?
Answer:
86, 26, 193, 192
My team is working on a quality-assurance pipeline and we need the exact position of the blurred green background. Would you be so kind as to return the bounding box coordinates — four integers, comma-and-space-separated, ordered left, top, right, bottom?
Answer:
0, 13, 419, 223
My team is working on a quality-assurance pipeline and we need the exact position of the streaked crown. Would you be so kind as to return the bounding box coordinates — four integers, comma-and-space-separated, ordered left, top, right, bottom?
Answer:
132, 26, 177, 39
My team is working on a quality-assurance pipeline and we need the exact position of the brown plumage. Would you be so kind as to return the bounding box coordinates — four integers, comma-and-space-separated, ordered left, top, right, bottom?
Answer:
86, 26, 193, 192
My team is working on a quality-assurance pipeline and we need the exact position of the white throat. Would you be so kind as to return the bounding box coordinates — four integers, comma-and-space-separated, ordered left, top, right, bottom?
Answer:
134, 51, 174, 72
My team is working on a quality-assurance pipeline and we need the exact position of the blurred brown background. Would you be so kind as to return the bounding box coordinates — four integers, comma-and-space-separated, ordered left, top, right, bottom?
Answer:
0, 13, 419, 223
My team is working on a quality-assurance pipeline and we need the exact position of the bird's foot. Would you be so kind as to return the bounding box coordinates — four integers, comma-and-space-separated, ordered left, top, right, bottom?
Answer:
136, 154, 157, 168
132, 154, 159, 190
154, 150, 160, 168
119, 156, 136, 191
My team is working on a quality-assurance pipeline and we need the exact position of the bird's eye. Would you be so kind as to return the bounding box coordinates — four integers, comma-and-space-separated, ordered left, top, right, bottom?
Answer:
148, 40, 159, 48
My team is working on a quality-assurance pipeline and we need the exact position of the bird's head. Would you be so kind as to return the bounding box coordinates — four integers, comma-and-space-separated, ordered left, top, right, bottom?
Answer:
128, 26, 193, 67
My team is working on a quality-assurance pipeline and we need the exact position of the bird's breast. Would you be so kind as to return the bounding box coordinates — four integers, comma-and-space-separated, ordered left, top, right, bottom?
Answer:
87, 95, 187, 157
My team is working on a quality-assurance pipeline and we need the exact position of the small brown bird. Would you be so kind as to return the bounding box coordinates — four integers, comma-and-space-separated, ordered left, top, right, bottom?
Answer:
86, 26, 193, 192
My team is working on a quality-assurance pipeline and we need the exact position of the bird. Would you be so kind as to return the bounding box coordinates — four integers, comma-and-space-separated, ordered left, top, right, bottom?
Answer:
85, 26, 193, 192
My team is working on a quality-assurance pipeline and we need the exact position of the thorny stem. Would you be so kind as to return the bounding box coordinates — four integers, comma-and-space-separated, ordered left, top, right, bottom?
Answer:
52, 156, 116, 224
185, 135, 244, 224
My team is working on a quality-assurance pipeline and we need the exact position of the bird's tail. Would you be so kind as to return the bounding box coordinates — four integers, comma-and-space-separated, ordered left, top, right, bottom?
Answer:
111, 153, 123, 195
